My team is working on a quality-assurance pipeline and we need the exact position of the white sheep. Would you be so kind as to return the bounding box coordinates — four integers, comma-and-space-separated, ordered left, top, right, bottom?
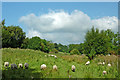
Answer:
71, 65, 75, 72
4, 62, 9, 68
54, 56, 57, 59
11, 64, 17, 69
108, 63, 111, 67
103, 71, 107, 75
41, 64, 46, 70
53, 65, 57, 70
24, 63, 29, 69
102, 62, 105, 65
85, 61, 90, 65
51, 55, 54, 57
19, 63, 23, 68
98, 62, 102, 65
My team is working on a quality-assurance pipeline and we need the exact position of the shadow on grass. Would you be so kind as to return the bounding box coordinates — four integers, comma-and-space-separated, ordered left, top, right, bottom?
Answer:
2, 68, 43, 80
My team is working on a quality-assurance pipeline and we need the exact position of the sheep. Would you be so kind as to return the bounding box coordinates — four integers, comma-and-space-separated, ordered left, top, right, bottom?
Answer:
4, 62, 9, 68
98, 62, 102, 65
41, 64, 46, 70
11, 64, 18, 69
51, 55, 54, 57
24, 63, 29, 69
103, 71, 107, 75
54, 56, 57, 59
108, 63, 111, 67
102, 62, 105, 65
53, 65, 57, 70
108, 54, 110, 56
19, 63, 23, 68
85, 61, 90, 65
71, 65, 75, 72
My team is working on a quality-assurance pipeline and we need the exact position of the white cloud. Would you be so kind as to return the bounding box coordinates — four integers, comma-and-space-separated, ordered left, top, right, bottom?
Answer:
19, 10, 118, 45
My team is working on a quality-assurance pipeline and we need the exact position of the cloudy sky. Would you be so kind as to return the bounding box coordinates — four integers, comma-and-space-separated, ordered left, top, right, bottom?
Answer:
2, 2, 118, 45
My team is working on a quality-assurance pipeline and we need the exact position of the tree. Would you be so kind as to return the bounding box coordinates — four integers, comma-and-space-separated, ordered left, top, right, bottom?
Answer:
70, 49, 80, 55
83, 27, 111, 59
27, 36, 41, 50
21, 37, 29, 49
2, 25, 26, 48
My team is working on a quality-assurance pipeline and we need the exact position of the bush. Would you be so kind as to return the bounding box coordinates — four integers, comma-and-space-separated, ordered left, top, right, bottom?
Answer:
70, 49, 80, 55
50, 48, 59, 53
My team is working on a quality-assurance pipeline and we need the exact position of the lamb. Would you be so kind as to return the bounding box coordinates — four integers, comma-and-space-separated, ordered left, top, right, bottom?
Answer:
41, 64, 46, 70
102, 62, 105, 65
108, 63, 111, 67
19, 63, 23, 68
71, 65, 75, 72
98, 62, 102, 65
53, 65, 57, 70
4, 62, 9, 68
54, 56, 57, 59
24, 63, 29, 69
11, 64, 18, 69
85, 61, 90, 65
103, 71, 107, 75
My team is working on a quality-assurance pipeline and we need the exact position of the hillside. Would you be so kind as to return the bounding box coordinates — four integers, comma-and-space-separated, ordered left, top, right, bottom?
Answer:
2, 48, 119, 79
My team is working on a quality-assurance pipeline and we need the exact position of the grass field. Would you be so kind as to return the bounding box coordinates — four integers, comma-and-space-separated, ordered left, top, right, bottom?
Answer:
1, 48, 119, 79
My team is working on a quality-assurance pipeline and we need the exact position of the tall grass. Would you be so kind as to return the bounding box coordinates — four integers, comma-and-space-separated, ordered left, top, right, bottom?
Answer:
2, 48, 119, 79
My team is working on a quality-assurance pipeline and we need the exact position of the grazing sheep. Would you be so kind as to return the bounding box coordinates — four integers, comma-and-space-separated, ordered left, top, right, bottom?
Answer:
11, 64, 18, 69
71, 65, 75, 72
51, 55, 54, 57
98, 62, 102, 65
41, 64, 46, 70
102, 62, 105, 65
4, 62, 9, 68
108, 63, 111, 67
108, 54, 110, 56
85, 61, 90, 65
54, 56, 57, 59
24, 63, 29, 69
103, 71, 107, 75
19, 63, 23, 68
53, 65, 57, 70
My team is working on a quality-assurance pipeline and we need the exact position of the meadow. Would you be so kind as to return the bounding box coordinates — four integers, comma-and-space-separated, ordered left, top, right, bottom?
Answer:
2, 48, 119, 79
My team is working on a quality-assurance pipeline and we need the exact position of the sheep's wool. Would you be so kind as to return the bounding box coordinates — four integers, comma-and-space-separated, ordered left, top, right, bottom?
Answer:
108, 63, 111, 67
19, 64, 23, 68
53, 65, 57, 70
41, 64, 46, 69
85, 61, 90, 65
4, 62, 9, 67
103, 71, 107, 75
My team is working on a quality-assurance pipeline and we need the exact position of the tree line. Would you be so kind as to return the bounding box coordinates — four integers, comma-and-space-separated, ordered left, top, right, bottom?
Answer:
0, 20, 119, 60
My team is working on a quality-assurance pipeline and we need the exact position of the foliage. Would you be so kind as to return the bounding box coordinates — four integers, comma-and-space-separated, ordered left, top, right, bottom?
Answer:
50, 48, 59, 53
70, 49, 80, 55
2, 25, 25, 48
83, 27, 114, 59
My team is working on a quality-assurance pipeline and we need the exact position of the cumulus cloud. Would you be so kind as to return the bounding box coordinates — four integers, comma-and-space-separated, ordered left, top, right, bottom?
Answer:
19, 10, 118, 45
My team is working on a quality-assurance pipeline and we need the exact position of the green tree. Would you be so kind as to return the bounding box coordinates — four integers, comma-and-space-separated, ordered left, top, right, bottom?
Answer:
21, 37, 29, 49
70, 49, 80, 55
27, 36, 41, 50
2, 25, 25, 48
83, 27, 111, 59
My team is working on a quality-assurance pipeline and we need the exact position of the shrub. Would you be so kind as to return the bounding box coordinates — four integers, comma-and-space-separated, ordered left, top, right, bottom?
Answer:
70, 49, 80, 55
50, 48, 59, 53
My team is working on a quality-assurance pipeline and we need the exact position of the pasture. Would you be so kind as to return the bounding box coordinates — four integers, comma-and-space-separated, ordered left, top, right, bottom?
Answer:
2, 48, 119, 79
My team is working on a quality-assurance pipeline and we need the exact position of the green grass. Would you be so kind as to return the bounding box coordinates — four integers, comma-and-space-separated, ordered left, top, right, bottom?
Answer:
1, 48, 119, 79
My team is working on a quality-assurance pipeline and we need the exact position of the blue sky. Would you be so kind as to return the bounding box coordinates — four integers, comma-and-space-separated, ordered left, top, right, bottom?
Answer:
2, 2, 118, 45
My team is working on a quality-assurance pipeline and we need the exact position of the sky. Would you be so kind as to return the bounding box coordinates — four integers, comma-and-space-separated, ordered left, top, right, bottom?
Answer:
2, 2, 118, 45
